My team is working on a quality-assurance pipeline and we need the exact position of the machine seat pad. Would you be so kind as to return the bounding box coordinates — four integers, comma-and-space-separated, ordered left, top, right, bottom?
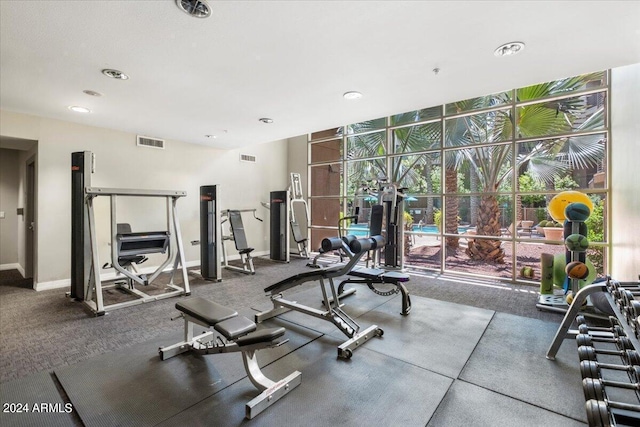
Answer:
118, 255, 147, 265
349, 267, 386, 278
236, 327, 286, 347
176, 297, 237, 326
214, 316, 257, 340
380, 271, 410, 283
349, 268, 410, 283
239, 247, 254, 255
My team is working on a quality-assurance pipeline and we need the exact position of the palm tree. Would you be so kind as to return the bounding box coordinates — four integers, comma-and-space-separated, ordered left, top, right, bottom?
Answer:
339, 72, 606, 264
449, 73, 606, 262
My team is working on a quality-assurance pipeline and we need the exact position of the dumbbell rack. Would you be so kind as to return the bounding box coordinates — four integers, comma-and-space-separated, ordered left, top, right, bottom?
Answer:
547, 277, 640, 426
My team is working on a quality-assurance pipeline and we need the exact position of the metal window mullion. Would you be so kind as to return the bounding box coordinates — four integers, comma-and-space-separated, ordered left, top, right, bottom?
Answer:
389, 117, 442, 132
511, 88, 518, 283
440, 103, 446, 274
514, 86, 608, 109
515, 129, 607, 145
605, 69, 612, 274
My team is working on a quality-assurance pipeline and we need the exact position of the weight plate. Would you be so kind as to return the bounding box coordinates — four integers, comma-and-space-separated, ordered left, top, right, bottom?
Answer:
619, 337, 633, 351
577, 334, 593, 347
578, 346, 597, 362
583, 378, 605, 401
581, 360, 599, 379
585, 400, 603, 427
627, 350, 640, 366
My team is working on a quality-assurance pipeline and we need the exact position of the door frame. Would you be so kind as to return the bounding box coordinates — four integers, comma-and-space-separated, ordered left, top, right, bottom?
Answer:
25, 154, 36, 285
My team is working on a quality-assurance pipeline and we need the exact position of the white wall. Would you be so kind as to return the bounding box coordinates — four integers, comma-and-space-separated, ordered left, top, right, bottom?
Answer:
0, 149, 20, 268
610, 63, 640, 281
0, 110, 289, 287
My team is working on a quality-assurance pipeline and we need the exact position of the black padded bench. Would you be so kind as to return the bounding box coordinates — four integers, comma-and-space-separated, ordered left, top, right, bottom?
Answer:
160, 297, 301, 419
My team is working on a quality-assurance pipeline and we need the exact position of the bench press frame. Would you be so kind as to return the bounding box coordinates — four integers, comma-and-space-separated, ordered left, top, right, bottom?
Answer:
159, 302, 301, 419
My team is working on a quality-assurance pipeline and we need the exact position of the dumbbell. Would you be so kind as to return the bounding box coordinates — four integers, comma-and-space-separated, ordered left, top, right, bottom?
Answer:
609, 282, 640, 301
583, 377, 640, 402
626, 300, 640, 321
578, 346, 640, 366
576, 315, 620, 330
586, 399, 640, 427
578, 323, 626, 337
576, 334, 633, 351
621, 289, 640, 308
580, 360, 640, 382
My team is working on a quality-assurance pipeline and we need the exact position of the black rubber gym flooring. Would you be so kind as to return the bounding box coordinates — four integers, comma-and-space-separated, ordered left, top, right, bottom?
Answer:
0, 289, 587, 426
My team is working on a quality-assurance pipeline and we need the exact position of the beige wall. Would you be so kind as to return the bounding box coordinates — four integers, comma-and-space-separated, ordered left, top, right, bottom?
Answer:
0, 110, 288, 287
610, 63, 640, 281
0, 149, 20, 267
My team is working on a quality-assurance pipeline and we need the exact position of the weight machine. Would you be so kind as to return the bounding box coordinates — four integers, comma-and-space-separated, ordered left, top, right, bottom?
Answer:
71, 151, 190, 316
357, 177, 408, 269
269, 173, 310, 262
221, 209, 262, 275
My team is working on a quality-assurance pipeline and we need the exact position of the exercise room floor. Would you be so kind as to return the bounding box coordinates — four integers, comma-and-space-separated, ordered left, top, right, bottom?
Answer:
0, 273, 585, 427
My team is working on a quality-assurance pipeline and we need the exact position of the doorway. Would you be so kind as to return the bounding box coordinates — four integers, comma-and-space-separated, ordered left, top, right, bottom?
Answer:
25, 155, 36, 283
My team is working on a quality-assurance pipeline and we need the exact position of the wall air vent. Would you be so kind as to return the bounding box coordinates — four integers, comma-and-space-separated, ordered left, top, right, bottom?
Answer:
137, 135, 165, 149
240, 154, 257, 163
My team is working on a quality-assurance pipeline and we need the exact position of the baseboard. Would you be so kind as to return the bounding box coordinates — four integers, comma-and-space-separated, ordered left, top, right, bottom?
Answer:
35, 278, 70, 291
0, 262, 20, 271
34, 259, 203, 292
0, 263, 26, 277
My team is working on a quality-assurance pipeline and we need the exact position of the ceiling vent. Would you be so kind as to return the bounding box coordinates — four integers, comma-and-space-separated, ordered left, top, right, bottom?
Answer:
137, 135, 165, 149
240, 154, 256, 163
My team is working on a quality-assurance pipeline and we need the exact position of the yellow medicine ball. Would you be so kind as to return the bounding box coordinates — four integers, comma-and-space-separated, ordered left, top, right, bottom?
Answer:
548, 191, 594, 223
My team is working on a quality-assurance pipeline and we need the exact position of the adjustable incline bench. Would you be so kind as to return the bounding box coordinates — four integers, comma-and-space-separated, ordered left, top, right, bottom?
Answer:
255, 235, 386, 359
159, 297, 301, 419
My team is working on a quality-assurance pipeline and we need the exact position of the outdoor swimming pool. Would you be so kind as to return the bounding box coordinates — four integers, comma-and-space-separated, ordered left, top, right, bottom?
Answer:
346, 224, 469, 236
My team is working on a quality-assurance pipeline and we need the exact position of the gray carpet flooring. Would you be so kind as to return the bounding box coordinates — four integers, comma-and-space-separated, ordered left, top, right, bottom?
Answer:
0, 258, 560, 384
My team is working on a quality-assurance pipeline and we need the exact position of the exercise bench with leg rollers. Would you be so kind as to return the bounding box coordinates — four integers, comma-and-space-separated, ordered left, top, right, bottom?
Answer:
255, 235, 386, 359
334, 205, 411, 315
159, 297, 301, 419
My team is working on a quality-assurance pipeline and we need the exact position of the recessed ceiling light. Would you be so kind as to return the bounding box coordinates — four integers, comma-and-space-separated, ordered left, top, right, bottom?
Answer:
102, 69, 129, 80
68, 106, 91, 113
343, 91, 363, 100
175, 0, 211, 18
205, 134, 217, 138
494, 41, 525, 57
83, 90, 102, 97
259, 118, 273, 124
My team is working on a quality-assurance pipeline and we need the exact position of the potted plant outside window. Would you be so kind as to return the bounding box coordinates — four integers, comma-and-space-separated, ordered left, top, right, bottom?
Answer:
541, 220, 564, 240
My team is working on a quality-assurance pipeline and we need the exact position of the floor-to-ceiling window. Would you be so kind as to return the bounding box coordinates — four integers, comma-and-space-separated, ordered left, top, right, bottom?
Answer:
308, 71, 609, 284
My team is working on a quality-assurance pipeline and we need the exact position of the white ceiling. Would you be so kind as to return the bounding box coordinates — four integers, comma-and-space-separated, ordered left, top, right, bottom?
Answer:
1, 1, 639, 150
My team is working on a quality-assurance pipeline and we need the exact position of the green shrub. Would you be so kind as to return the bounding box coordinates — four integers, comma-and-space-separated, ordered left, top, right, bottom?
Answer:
434, 208, 442, 231
585, 198, 605, 275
